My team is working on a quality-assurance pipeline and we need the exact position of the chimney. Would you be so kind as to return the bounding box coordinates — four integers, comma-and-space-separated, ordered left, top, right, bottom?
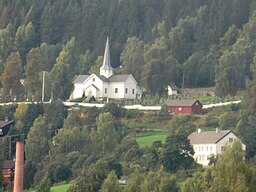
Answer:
197, 129, 201, 133
13, 142, 24, 192
5, 117, 8, 122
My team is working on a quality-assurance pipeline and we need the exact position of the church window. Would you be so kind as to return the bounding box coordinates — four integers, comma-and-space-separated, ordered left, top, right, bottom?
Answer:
125, 88, 128, 94
105, 88, 107, 94
115, 88, 118, 93
92, 78, 95, 81
132, 89, 135, 94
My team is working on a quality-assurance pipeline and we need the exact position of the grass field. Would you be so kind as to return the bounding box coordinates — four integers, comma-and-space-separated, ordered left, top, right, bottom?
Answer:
27, 183, 72, 192
136, 133, 167, 146
51, 183, 72, 192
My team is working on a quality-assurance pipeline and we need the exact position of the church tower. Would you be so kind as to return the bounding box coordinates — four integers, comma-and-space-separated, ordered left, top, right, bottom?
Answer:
100, 37, 113, 78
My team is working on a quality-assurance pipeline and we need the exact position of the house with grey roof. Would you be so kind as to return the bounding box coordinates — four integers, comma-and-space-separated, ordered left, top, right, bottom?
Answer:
0, 119, 15, 137
71, 37, 142, 100
188, 129, 245, 166
165, 100, 203, 114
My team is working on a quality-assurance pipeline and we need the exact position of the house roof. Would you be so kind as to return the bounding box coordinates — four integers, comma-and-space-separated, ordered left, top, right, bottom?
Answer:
108, 75, 130, 82
0, 120, 15, 137
73, 75, 90, 84
188, 130, 232, 144
165, 100, 201, 107
168, 84, 179, 90
0, 120, 15, 128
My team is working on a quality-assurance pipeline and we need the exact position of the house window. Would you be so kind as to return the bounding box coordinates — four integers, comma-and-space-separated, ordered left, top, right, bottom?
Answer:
132, 89, 135, 94
221, 146, 225, 152
125, 88, 128, 94
229, 138, 234, 143
206, 146, 208, 151
179, 107, 182, 111
105, 88, 107, 94
115, 88, 118, 93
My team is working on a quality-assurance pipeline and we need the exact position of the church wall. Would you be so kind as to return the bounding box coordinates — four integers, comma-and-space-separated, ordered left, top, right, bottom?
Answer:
73, 84, 85, 99
83, 75, 104, 96
84, 85, 99, 98
123, 77, 138, 99
108, 83, 125, 99
102, 82, 109, 98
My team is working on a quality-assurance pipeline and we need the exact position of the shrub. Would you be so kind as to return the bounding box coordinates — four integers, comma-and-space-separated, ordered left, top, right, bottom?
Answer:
37, 173, 52, 192
125, 109, 143, 119
52, 164, 72, 183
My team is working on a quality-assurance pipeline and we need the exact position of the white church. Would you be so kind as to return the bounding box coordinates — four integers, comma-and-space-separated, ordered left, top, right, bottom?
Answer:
71, 37, 142, 100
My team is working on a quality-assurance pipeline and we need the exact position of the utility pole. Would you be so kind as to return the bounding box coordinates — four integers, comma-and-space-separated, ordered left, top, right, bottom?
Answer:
9, 137, 11, 159
42, 71, 45, 102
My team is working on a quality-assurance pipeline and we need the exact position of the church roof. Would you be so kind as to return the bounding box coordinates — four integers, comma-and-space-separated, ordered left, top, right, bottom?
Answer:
73, 75, 90, 84
100, 37, 113, 71
84, 84, 100, 91
188, 130, 232, 144
108, 75, 131, 82
97, 75, 109, 82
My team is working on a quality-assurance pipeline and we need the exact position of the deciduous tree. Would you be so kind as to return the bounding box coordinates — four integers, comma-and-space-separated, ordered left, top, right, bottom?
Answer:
1, 52, 23, 99
161, 134, 195, 172
25, 115, 49, 164
100, 171, 121, 192
120, 37, 145, 82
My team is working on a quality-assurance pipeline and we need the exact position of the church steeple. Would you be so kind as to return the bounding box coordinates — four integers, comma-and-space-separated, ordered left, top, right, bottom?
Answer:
100, 37, 113, 78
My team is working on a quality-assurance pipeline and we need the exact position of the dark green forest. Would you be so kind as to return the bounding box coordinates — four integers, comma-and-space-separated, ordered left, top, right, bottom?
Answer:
0, 0, 256, 100
2, 1, 256, 191
1, 98, 256, 191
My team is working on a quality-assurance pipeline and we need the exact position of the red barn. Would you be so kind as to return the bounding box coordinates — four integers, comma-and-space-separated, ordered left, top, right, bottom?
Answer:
165, 100, 203, 114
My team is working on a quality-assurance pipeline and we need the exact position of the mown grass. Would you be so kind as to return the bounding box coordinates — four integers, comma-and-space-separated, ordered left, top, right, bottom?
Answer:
27, 183, 72, 192
136, 133, 167, 146
51, 183, 72, 192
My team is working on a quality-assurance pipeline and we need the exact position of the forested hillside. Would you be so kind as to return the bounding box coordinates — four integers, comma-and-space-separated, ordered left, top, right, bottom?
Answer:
0, 0, 256, 100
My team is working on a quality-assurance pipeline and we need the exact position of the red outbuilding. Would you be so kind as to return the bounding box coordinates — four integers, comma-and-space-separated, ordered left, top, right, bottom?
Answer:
2, 160, 15, 184
165, 100, 203, 114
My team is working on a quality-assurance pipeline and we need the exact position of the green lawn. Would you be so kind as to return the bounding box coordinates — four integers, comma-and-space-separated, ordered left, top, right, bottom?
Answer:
136, 133, 167, 146
51, 183, 72, 192
28, 183, 72, 192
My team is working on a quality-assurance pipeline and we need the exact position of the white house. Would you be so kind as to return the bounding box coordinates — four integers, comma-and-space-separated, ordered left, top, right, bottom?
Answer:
166, 85, 179, 96
188, 129, 246, 166
71, 37, 142, 100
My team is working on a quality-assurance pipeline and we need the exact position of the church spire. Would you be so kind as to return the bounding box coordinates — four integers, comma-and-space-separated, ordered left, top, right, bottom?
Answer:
100, 37, 113, 78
